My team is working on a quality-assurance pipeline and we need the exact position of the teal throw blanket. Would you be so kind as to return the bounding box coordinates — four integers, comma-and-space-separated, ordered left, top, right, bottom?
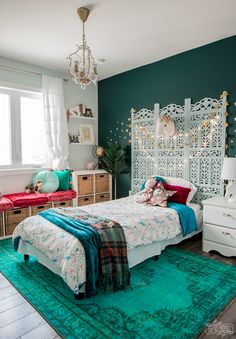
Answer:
168, 202, 198, 236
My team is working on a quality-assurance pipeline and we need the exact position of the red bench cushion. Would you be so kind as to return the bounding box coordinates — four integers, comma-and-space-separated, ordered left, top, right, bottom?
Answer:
4, 193, 48, 208
46, 190, 77, 202
0, 198, 14, 212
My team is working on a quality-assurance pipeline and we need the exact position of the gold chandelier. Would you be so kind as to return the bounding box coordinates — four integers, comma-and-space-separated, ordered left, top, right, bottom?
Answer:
68, 7, 97, 89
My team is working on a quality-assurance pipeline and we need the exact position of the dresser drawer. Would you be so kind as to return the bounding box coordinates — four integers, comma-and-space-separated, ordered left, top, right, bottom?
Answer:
204, 205, 236, 229
204, 223, 236, 248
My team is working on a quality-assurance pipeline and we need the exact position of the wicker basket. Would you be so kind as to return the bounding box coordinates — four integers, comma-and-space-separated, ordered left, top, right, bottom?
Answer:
53, 200, 73, 208
95, 174, 109, 193
5, 208, 29, 235
0, 213, 3, 237
31, 204, 51, 215
78, 175, 93, 195
95, 193, 110, 203
78, 195, 94, 206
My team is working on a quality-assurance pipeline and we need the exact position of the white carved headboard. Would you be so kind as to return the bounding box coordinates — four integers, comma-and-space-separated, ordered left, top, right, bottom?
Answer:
131, 96, 227, 204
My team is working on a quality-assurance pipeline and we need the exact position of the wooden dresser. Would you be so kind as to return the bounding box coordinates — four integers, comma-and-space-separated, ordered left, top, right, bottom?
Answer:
72, 170, 112, 207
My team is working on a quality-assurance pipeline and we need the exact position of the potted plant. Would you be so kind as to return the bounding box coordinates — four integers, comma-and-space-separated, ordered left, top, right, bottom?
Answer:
100, 142, 130, 199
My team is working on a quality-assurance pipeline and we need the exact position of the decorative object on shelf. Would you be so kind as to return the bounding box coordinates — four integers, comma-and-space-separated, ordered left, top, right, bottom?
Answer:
79, 124, 94, 144
79, 104, 86, 116
86, 161, 95, 170
221, 157, 236, 202
93, 145, 105, 168
67, 7, 97, 89
67, 104, 94, 120
84, 108, 93, 117
99, 142, 130, 199
156, 115, 176, 137
69, 133, 80, 144
67, 105, 81, 120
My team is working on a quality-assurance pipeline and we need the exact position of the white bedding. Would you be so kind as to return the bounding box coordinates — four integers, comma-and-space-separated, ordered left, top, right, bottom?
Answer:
13, 196, 201, 294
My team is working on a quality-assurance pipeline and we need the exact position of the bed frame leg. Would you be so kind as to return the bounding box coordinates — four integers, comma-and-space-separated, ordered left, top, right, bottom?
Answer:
75, 293, 85, 300
153, 255, 159, 261
24, 254, 29, 261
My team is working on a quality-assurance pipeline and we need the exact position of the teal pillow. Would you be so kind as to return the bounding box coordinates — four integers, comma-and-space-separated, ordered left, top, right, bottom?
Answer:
54, 170, 72, 191
33, 171, 59, 193
140, 176, 166, 190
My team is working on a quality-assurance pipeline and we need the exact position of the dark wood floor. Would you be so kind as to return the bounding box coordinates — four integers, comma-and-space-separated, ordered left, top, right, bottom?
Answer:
0, 234, 236, 338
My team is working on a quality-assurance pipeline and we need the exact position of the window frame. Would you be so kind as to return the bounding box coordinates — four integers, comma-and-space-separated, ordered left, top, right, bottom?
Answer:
0, 85, 47, 170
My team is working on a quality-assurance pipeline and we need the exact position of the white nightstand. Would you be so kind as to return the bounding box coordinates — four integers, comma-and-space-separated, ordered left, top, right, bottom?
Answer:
202, 196, 236, 257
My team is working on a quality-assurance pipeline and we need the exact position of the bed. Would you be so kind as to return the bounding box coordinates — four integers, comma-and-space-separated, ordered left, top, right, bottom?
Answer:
13, 94, 226, 298
13, 194, 202, 296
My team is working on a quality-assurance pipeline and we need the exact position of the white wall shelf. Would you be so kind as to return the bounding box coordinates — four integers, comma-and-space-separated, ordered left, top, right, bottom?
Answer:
69, 116, 96, 121
69, 143, 94, 146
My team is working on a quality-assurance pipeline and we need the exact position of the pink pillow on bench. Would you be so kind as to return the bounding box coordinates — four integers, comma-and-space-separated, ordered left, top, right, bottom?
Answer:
0, 197, 13, 212
163, 183, 191, 205
4, 193, 48, 208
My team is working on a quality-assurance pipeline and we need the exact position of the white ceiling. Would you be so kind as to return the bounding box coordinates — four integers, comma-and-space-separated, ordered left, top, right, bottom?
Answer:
0, 0, 236, 80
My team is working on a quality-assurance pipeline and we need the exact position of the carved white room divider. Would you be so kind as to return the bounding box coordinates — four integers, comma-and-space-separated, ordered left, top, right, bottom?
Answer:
131, 96, 227, 203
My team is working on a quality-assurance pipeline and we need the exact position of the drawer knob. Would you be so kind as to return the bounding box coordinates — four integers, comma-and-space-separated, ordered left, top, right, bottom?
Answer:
223, 213, 232, 218
222, 231, 233, 239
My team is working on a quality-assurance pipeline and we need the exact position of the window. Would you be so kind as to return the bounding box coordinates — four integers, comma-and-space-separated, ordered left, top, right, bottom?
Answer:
0, 86, 46, 168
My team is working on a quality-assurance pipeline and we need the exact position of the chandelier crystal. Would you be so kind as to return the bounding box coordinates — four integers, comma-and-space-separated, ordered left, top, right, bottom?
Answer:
68, 7, 97, 89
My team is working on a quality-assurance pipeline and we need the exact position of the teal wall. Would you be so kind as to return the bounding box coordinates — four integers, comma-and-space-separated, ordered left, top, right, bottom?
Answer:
98, 36, 236, 198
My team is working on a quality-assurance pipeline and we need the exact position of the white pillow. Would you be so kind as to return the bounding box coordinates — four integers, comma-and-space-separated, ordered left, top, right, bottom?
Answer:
161, 176, 197, 203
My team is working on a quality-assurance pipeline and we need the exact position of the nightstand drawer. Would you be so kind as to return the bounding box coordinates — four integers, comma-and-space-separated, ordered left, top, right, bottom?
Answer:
204, 223, 236, 248
204, 205, 236, 228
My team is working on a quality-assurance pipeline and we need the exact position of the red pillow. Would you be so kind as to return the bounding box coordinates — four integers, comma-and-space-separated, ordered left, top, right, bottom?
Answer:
163, 183, 191, 205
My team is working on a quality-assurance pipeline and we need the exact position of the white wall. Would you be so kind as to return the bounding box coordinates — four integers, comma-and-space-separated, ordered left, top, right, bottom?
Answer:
0, 56, 98, 194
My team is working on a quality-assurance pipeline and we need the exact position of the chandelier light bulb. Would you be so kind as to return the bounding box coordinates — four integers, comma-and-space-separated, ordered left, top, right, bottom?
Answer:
68, 7, 97, 89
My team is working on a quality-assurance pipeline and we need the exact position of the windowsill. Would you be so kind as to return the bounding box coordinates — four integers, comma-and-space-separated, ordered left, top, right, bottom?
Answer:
0, 167, 49, 176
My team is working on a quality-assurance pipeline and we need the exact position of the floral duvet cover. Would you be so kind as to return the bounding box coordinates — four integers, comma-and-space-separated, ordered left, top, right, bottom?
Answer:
13, 195, 182, 293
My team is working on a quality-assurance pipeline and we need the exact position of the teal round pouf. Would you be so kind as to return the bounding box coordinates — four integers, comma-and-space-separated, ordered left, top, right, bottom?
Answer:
33, 170, 59, 193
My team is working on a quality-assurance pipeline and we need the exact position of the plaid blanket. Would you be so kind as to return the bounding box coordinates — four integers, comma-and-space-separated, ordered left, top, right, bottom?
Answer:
89, 215, 130, 292
38, 208, 130, 296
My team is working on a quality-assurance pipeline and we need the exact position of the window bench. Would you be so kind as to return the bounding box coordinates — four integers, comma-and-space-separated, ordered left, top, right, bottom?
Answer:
0, 190, 77, 238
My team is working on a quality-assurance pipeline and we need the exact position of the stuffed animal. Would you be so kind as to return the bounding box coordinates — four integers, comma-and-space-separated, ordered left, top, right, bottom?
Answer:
150, 182, 176, 207
25, 180, 43, 194
35, 180, 43, 193
150, 182, 168, 207
137, 177, 157, 203
25, 184, 36, 194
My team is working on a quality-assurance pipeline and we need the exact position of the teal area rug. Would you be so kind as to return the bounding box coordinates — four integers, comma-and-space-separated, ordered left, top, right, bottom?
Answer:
0, 239, 236, 339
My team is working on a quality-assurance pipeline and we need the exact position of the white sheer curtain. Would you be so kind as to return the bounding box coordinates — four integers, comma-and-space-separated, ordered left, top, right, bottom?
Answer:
42, 75, 69, 170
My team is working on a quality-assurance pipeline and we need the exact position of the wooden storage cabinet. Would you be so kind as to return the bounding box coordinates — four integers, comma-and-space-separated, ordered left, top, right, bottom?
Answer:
73, 170, 111, 207
5, 208, 29, 235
